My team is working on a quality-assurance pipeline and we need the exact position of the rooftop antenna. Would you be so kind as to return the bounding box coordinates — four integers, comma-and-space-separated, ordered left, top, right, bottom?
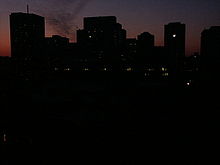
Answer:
27, 4, 29, 14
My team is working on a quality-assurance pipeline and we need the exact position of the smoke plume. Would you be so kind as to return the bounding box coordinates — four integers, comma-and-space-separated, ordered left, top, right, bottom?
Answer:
36, 0, 93, 40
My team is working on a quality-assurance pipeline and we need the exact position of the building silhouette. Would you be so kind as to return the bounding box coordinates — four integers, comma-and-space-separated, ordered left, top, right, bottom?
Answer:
201, 26, 220, 75
137, 32, 155, 65
10, 12, 45, 74
10, 12, 45, 59
77, 16, 126, 65
45, 35, 70, 58
137, 32, 154, 49
164, 22, 185, 77
125, 38, 137, 60
45, 35, 71, 70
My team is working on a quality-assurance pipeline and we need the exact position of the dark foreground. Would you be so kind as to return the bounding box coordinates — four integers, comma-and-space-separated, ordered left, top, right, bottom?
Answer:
0, 73, 219, 165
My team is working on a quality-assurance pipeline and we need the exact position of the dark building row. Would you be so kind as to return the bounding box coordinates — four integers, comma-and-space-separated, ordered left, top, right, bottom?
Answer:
9, 12, 219, 82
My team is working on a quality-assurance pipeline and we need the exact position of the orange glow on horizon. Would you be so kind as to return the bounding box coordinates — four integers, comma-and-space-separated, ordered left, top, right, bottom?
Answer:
0, 39, 10, 57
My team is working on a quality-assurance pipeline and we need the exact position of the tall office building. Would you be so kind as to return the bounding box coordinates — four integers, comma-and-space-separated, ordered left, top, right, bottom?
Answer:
137, 32, 155, 64
77, 16, 126, 62
201, 26, 220, 60
10, 12, 45, 60
164, 22, 185, 76
201, 26, 220, 76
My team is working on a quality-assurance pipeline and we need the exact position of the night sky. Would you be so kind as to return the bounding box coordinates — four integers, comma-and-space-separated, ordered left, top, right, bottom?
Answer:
0, 0, 220, 57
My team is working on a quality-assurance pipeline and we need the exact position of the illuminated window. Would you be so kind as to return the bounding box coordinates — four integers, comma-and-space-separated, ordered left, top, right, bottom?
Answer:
144, 73, 150, 77
173, 34, 176, 38
126, 67, 132, 72
161, 67, 168, 72
3, 134, 6, 142
162, 73, 169, 77
64, 68, 71, 71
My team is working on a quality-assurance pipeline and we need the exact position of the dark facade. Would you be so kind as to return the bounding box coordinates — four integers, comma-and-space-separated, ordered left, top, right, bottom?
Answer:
137, 32, 155, 64
77, 16, 126, 63
137, 32, 154, 49
201, 27, 220, 66
45, 35, 70, 68
200, 26, 220, 81
164, 22, 185, 76
45, 35, 70, 58
125, 38, 137, 59
10, 12, 45, 60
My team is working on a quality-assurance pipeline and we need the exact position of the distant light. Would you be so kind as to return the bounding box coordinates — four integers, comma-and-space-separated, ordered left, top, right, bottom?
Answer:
161, 67, 168, 72
3, 134, 6, 142
186, 80, 192, 86
162, 73, 169, 77
146, 68, 155, 72
64, 68, 71, 71
173, 34, 177, 38
144, 73, 150, 77
89, 35, 92, 38
126, 67, 132, 72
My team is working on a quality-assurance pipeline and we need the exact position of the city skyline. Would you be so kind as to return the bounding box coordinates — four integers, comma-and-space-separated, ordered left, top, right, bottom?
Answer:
1, 0, 220, 57
1, 2, 220, 165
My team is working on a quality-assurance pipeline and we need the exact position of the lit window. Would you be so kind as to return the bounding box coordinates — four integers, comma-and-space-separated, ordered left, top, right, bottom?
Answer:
144, 73, 150, 77
173, 34, 176, 38
162, 73, 169, 77
3, 134, 6, 142
126, 67, 132, 72
161, 67, 168, 72
64, 68, 71, 71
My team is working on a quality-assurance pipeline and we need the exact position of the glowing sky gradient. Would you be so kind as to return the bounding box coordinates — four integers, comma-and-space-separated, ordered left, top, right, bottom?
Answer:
0, 0, 220, 57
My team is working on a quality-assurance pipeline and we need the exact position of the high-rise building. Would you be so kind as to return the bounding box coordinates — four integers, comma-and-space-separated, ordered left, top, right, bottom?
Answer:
201, 26, 220, 61
77, 16, 126, 62
200, 26, 220, 77
10, 12, 45, 59
164, 22, 185, 76
137, 32, 155, 64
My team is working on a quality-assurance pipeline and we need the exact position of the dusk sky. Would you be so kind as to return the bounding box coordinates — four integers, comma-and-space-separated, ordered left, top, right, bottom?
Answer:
0, 0, 220, 57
